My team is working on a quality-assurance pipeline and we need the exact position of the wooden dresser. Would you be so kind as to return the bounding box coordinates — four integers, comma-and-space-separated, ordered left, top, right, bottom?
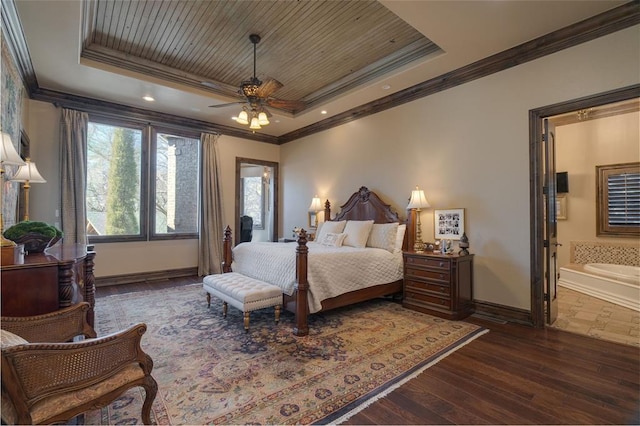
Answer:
1, 244, 96, 326
402, 251, 474, 320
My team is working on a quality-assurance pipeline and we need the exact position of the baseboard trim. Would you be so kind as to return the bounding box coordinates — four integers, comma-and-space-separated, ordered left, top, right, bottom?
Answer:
474, 300, 533, 326
95, 267, 199, 287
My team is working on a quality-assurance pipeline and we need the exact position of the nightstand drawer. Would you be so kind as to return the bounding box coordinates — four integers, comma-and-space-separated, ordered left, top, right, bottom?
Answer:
404, 291, 451, 309
402, 252, 474, 320
405, 256, 450, 270
405, 268, 449, 283
405, 279, 451, 295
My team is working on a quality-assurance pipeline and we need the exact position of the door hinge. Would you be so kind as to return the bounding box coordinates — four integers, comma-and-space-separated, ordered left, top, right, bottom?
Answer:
543, 240, 549, 247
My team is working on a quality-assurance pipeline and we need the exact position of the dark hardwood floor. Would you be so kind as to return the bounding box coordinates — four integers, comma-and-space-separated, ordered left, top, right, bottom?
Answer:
96, 278, 640, 425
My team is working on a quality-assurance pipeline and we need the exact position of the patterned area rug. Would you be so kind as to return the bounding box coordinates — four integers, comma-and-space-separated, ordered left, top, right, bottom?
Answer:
86, 284, 487, 425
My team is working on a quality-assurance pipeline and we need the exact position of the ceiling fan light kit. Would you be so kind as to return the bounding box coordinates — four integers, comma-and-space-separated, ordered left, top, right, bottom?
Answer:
209, 33, 302, 131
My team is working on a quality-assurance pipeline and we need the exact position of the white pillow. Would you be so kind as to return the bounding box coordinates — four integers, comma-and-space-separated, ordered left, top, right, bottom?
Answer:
342, 220, 374, 248
367, 222, 399, 252
394, 224, 407, 253
318, 232, 347, 247
316, 220, 346, 242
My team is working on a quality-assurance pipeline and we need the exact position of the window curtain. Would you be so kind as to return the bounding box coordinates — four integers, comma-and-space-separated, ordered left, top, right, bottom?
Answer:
60, 108, 88, 245
198, 132, 224, 275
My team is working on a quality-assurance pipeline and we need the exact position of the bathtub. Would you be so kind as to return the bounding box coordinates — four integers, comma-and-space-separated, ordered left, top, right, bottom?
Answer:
558, 263, 640, 312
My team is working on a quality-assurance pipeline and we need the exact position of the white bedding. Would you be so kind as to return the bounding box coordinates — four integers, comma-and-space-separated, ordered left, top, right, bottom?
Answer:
231, 241, 403, 313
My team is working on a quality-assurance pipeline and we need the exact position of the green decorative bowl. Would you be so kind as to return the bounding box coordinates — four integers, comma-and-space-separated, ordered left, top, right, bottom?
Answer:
12, 233, 61, 253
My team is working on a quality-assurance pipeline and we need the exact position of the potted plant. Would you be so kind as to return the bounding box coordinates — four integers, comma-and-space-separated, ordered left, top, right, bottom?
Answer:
3, 221, 63, 253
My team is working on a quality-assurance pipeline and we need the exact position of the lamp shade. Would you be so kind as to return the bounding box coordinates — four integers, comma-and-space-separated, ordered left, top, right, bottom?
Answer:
258, 111, 270, 126
308, 195, 322, 212
249, 116, 261, 130
0, 132, 26, 166
407, 186, 430, 209
11, 159, 46, 183
236, 110, 249, 125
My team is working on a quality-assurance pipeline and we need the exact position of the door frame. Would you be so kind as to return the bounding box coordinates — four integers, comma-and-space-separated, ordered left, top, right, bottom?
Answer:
235, 157, 279, 244
529, 84, 639, 327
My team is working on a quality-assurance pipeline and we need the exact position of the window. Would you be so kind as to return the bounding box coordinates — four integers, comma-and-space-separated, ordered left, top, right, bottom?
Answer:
596, 162, 640, 237
151, 129, 200, 237
86, 118, 200, 242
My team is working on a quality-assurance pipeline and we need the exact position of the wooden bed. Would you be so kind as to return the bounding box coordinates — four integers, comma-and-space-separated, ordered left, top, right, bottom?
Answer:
222, 186, 413, 336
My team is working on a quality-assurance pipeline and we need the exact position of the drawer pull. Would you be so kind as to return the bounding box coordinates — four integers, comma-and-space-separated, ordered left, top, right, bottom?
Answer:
439, 274, 444, 279
439, 262, 444, 267
440, 287, 446, 292
441, 299, 447, 305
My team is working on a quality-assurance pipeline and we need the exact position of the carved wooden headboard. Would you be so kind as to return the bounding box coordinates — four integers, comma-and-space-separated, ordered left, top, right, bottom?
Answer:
329, 186, 399, 223
322, 186, 410, 250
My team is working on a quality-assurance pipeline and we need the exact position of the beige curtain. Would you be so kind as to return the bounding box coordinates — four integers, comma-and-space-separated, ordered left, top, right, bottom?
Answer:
60, 108, 88, 245
198, 132, 224, 275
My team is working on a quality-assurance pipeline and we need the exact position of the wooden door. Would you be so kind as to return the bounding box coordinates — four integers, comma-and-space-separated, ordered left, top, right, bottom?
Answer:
544, 118, 559, 324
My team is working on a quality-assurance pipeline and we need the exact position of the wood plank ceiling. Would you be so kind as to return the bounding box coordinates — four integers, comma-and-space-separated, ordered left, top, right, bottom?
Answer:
81, 0, 441, 114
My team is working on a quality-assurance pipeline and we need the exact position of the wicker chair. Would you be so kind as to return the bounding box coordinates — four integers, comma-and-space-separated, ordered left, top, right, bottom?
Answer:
1, 303, 158, 425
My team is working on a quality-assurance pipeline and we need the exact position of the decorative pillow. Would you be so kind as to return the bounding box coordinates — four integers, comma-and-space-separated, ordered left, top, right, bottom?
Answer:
316, 220, 346, 242
1, 329, 28, 348
394, 224, 407, 253
342, 220, 374, 248
367, 222, 399, 252
318, 232, 347, 247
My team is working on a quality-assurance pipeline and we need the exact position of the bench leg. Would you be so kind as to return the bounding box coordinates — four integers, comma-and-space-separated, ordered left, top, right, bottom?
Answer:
275, 305, 281, 324
206, 293, 211, 308
243, 312, 250, 332
223, 301, 228, 318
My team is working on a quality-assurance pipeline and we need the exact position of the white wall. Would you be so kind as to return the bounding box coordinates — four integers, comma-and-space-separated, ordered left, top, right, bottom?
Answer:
25, 101, 280, 277
280, 26, 640, 310
556, 111, 640, 267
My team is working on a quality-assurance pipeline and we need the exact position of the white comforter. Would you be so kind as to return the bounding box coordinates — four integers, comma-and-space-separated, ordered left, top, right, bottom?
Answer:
231, 242, 403, 313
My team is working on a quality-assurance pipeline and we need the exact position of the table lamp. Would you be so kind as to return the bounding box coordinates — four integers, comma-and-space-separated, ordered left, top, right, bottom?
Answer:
0, 132, 26, 247
407, 185, 430, 252
308, 195, 322, 228
11, 158, 46, 221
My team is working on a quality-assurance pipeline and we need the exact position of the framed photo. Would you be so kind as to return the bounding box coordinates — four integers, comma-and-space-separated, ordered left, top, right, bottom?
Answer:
308, 211, 318, 229
556, 194, 567, 220
434, 208, 465, 240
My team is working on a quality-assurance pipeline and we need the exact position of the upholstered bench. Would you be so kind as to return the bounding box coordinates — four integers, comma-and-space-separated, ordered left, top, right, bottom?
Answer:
203, 272, 282, 332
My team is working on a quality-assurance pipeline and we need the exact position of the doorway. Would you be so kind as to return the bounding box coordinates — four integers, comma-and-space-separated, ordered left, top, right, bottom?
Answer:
235, 157, 279, 244
529, 84, 639, 328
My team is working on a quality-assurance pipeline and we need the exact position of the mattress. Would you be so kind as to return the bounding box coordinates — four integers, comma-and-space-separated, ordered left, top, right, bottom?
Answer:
231, 241, 403, 313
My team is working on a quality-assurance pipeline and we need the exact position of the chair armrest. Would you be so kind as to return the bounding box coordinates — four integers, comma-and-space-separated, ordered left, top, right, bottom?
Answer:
1, 323, 152, 408
1, 302, 96, 342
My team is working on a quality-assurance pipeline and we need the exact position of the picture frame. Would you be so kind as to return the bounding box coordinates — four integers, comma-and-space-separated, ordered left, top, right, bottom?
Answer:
308, 211, 318, 229
556, 194, 567, 220
434, 208, 465, 240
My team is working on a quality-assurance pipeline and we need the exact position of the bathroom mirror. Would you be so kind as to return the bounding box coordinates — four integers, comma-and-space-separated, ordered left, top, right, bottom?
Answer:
235, 157, 278, 244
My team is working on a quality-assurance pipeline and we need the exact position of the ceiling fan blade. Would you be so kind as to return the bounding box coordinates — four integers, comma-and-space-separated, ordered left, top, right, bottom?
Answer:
256, 77, 284, 98
266, 98, 305, 111
208, 101, 246, 108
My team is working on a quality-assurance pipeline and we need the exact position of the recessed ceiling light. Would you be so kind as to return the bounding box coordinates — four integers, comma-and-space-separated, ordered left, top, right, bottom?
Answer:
232, 116, 238, 121
381, 84, 391, 90
142, 95, 155, 102
321, 110, 327, 115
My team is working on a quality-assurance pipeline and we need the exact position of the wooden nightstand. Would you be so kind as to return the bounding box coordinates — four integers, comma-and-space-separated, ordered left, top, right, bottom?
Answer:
402, 251, 474, 320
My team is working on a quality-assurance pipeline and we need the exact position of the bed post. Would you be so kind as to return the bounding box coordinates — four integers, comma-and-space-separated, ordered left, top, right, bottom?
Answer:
222, 226, 233, 273
293, 229, 309, 337
324, 199, 331, 221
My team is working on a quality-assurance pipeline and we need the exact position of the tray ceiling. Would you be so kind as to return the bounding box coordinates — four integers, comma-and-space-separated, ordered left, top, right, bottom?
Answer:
81, 0, 441, 113
9, 0, 632, 139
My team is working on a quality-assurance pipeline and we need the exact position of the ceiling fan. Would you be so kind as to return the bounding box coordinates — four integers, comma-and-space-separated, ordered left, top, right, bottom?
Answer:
207, 34, 304, 128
